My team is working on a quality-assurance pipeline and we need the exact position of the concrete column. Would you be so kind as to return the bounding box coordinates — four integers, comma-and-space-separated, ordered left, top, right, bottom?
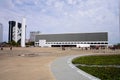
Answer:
15, 21, 18, 42
21, 18, 26, 47
0, 23, 3, 43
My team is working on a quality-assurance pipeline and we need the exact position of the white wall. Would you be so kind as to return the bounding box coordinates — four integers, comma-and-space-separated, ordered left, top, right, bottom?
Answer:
77, 44, 90, 48
39, 40, 51, 47
39, 40, 46, 47
36, 40, 107, 47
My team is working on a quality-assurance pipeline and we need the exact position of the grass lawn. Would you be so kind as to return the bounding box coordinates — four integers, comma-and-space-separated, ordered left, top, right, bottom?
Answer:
72, 55, 120, 65
77, 66, 120, 80
72, 54, 120, 80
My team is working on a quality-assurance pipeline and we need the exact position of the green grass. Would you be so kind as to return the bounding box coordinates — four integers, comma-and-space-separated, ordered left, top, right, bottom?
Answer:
77, 66, 120, 80
72, 55, 120, 80
72, 55, 120, 65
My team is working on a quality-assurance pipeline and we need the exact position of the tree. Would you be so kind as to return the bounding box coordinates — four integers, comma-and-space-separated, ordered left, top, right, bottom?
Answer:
9, 40, 19, 47
26, 41, 34, 46
114, 43, 120, 49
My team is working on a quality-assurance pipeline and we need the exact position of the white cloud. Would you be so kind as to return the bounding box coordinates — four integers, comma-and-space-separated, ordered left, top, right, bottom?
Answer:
67, 0, 73, 4
0, 0, 119, 44
13, 0, 23, 5
46, 0, 55, 6
67, 0, 77, 5
0, 0, 14, 9
54, 1, 64, 10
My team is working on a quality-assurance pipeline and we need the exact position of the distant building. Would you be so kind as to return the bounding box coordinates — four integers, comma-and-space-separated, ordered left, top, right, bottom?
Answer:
0, 23, 3, 43
8, 19, 26, 47
30, 31, 40, 42
35, 32, 108, 47
8, 21, 22, 44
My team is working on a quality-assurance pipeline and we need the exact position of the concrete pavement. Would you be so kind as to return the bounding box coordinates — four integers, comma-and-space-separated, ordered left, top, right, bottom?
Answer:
51, 54, 100, 80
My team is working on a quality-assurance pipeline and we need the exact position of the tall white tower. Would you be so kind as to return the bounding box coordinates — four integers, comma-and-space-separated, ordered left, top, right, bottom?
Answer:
21, 18, 26, 47
0, 23, 3, 43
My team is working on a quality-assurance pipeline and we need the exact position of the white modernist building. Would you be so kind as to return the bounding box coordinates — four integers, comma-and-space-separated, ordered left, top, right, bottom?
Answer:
0, 23, 3, 43
35, 32, 108, 47
8, 18, 26, 47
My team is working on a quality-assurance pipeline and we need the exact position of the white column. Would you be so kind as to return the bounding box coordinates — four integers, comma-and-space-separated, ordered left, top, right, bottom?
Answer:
0, 23, 3, 43
21, 18, 26, 47
15, 21, 18, 42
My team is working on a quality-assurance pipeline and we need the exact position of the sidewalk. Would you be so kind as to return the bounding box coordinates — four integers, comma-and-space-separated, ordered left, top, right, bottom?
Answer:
51, 54, 100, 80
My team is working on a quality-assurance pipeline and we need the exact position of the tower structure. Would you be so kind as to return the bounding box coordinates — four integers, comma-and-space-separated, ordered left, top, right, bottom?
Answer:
8, 21, 22, 44
8, 18, 26, 47
0, 23, 3, 43
21, 18, 26, 47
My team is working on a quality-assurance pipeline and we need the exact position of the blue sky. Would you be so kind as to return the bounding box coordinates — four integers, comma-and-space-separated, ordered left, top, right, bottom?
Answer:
0, 0, 119, 44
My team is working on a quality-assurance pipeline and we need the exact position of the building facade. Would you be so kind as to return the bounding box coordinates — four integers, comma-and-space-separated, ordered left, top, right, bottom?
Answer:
8, 19, 26, 47
35, 32, 108, 47
30, 31, 40, 42
0, 23, 3, 43
8, 21, 22, 44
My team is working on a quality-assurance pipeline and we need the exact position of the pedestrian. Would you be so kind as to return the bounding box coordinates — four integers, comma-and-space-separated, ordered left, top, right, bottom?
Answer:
10, 46, 12, 50
62, 47, 65, 50
1, 46, 3, 50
